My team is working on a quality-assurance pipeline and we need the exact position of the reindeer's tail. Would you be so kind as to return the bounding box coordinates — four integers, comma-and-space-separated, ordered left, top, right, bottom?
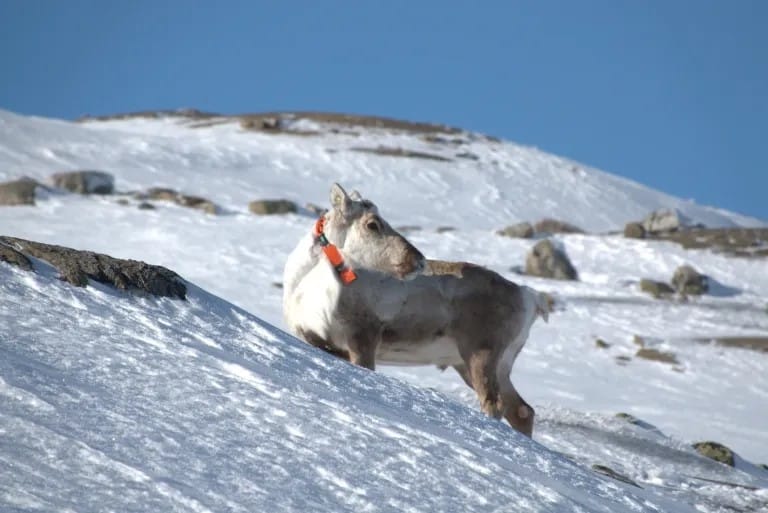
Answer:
525, 287, 553, 323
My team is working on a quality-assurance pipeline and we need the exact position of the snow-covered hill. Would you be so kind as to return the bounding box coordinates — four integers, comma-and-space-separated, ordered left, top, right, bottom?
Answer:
1, 108, 767, 512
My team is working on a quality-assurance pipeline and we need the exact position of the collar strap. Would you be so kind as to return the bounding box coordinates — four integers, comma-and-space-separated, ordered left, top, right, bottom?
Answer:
314, 218, 357, 285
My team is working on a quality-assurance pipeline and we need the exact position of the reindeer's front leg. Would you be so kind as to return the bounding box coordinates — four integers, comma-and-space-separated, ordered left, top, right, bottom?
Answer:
346, 329, 378, 371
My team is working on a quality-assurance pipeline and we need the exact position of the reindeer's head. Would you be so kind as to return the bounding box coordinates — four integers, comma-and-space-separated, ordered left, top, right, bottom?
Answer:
322, 183, 426, 280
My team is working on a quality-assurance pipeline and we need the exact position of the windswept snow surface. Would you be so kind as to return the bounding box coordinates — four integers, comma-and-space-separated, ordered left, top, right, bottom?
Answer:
1, 109, 768, 512
1, 263, 697, 513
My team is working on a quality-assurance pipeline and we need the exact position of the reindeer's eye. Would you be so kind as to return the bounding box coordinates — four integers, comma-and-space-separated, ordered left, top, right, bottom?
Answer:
366, 219, 381, 233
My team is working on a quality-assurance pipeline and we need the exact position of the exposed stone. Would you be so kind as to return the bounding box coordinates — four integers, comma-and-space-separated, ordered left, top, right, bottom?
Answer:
137, 202, 156, 210
248, 199, 298, 215
635, 347, 679, 365
642, 208, 691, 234
436, 226, 456, 233
496, 222, 534, 239
533, 218, 584, 235
623, 222, 646, 239
0, 242, 33, 270
671, 265, 708, 295
396, 225, 422, 233
142, 187, 178, 202
0, 178, 38, 206
176, 194, 217, 214
51, 171, 114, 194
693, 441, 735, 467
525, 239, 578, 280
639, 279, 675, 299
591, 465, 641, 488
137, 188, 217, 214
351, 146, 453, 162
615, 412, 640, 424
595, 338, 611, 349
0, 236, 186, 299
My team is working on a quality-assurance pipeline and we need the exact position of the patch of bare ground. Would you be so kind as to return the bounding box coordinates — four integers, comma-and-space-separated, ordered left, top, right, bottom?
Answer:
350, 146, 453, 162
653, 227, 768, 258
76, 109, 480, 138
698, 336, 768, 353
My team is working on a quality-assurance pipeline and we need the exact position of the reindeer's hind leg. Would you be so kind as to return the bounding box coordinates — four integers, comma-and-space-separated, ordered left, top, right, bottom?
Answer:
460, 349, 504, 419
497, 343, 535, 437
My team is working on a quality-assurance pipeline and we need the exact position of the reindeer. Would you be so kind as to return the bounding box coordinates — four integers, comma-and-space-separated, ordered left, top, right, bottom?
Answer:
283, 184, 550, 436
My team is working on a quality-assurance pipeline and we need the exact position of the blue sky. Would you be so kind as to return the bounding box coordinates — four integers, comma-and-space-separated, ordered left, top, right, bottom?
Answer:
1, 1, 766, 221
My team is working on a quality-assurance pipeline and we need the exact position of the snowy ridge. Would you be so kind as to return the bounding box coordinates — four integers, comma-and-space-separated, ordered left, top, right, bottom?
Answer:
0, 108, 763, 232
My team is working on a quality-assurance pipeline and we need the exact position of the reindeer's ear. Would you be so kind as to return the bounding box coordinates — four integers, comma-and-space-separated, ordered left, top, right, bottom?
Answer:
349, 189, 363, 201
330, 183, 349, 211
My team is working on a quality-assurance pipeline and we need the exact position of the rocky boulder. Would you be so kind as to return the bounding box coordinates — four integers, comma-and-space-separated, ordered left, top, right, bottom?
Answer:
138, 187, 218, 214
671, 265, 708, 295
249, 199, 298, 215
525, 239, 578, 280
623, 222, 646, 239
692, 441, 735, 467
639, 279, 675, 299
496, 222, 534, 239
642, 208, 692, 235
51, 171, 115, 194
0, 236, 187, 299
0, 178, 39, 206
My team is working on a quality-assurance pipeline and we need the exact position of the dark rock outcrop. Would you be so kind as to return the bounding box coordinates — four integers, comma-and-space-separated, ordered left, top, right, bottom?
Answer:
249, 199, 298, 215
639, 279, 675, 299
0, 242, 33, 270
525, 239, 578, 280
138, 187, 217, 214
623, 222, 646, 239
51, 171, 115, 194
0, 236, 186, 299
671, 265, 709, 295
0, 178, 39, 206
693, 441, 735, 467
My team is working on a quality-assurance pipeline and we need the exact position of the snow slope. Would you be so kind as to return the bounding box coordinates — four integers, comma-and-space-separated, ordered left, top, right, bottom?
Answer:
1, 108, 768, 512
0, 260, 700, 513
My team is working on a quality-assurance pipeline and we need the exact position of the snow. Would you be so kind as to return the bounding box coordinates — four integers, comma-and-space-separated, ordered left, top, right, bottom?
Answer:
1, 108, 767, 512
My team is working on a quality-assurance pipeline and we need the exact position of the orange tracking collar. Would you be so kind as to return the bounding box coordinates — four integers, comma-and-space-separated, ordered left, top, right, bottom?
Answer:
314, 217, 357, 285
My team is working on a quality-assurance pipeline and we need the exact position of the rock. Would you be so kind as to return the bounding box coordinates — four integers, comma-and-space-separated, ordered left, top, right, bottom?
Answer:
615, 412, 640, 424
639, 279, 675, 299
176, 195, 217, 214
139, 188, 217, 214
758, 463, 768, 471
0, 242, 33, 270
635, 347, 679, 365
248, 199, 298, 215
533, 218, 584, 235
143, 187, 178, 202
0, 236, 186, 299
591, 464, 641, 488
671, 265, 708, 295
642, 208, 691, 235
595, 338, 611, 349
525, 239, 578, 280
623, 222, 645, 239
0, 178, 38, 206
396, 225, 422, 233
436, 226, 456, 233
51, 171, 114, 194
693, 441, 735, 467
137, 202, 156, 210
496, 222, 534, 239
